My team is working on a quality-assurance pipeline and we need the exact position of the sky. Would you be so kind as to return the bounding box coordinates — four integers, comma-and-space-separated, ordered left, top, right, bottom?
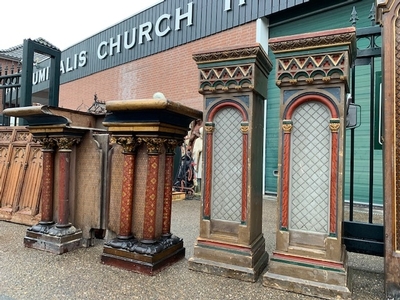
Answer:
0, 0, 163, 51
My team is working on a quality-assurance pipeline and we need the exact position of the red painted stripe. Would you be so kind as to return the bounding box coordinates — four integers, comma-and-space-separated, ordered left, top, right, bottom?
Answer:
273, 252, 343, 269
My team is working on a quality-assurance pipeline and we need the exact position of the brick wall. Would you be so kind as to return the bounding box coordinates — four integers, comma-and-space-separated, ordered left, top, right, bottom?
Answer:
59, 21, 257, 111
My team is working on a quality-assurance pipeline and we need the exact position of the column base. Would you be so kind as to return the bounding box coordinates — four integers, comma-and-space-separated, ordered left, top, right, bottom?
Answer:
263, 252, 352, 299
24, 227, 83, 254
188, 234, 268, 282
101, 236, 185, 275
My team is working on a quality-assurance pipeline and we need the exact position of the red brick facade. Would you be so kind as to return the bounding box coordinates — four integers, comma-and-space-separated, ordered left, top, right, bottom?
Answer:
59, 22, 257, 111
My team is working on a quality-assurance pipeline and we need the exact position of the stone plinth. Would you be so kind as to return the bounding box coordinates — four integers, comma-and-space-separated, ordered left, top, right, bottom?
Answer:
101, 97, 202, 275
188, 44, 272, 282
263, 27, 356, 299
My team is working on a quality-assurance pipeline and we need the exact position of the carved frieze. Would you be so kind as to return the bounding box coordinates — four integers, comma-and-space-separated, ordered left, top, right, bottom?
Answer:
193, 45, 272, 95
197, 64, 255, 94
275, 53, 348, 86
269, 30, 355, 54
269, 27, 355, 87
192, 46, 261, 63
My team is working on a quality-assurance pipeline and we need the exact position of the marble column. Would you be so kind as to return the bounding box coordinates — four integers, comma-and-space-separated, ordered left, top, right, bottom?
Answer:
48, 137, 80, 235
29, 138, 56, 233
25, 135, 83, 254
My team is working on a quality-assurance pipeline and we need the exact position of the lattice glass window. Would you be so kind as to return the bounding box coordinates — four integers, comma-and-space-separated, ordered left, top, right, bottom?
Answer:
289, 101, 331, 234
211, 107, 242, 222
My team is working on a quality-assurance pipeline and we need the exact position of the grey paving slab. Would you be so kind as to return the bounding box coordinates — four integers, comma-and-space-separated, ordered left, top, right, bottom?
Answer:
0, 199, 385, 300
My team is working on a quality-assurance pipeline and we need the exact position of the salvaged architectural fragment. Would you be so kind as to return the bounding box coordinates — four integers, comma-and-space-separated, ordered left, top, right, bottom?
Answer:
101, 97, 202, 275
263, 27, 356, 299
3, 106, 108, 253
188, 44, 272, 282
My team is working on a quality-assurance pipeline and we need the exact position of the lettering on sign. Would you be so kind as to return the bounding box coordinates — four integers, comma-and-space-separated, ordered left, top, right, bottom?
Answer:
97, 2, 194, 60
32, 1, 247, 86
225, 0, 246, 11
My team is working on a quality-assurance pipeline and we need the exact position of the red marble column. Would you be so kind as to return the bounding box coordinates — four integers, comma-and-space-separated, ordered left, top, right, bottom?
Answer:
57, 149, 71, 227
55, 137, 79, 228
39, 139, 56, 225
162, 140, 177, 236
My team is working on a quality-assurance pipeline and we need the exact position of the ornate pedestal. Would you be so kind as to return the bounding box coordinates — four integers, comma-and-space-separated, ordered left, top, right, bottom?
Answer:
188, 45, 272, 282
4, 106, 86, 254
101, 96, 201, 275
263, 28, 356, 299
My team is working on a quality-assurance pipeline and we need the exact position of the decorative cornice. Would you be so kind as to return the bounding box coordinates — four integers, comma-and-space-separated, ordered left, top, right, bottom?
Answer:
193, 44, 272, 95
193, 45, 262, 63
269, 28, 356, 54
269, 27, 355, 88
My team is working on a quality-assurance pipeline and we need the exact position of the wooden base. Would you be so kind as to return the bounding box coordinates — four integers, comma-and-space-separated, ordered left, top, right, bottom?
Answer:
188, 235, 268, 282
0, 208, 40, 226
24, 229, 83, 254
172, 192, 186, 201
263, 251, 352, 299
101, 241, 185, 275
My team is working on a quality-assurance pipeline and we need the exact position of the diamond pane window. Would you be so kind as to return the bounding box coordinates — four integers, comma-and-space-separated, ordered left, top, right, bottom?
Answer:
211, 107, 242, 222
289, 101, 331, 233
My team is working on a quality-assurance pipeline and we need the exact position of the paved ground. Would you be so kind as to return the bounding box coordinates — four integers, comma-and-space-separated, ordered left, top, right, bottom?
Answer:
0, 199, 385, 300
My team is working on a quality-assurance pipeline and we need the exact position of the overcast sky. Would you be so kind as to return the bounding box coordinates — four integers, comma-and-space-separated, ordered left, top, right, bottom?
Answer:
0, 0, 162, 51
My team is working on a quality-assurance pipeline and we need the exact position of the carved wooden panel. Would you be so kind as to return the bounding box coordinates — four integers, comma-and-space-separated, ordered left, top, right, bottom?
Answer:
0, 147, 25, 211
0, 128, 41, 225
16, 146, 42, 216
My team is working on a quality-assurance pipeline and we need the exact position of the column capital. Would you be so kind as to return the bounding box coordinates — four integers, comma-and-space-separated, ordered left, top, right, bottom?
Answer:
137, 137, 165, 154
165, 139, 180, 155
204, 122, 215, 134
110, 135, 139, 154
55, 137, 81, 151
33, 137, 57, 150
